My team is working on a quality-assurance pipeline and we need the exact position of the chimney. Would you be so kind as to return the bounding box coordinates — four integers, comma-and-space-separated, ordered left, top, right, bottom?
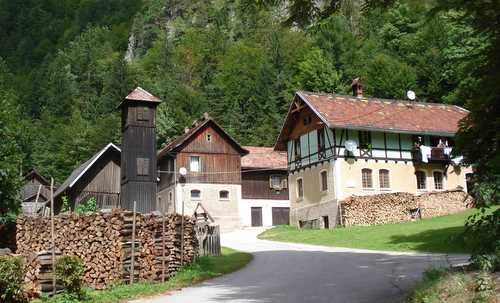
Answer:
351, 78, 363, 97
184, 127, 190, 134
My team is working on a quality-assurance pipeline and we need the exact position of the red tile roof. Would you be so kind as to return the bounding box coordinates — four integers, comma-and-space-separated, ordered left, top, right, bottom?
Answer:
242, 146, 287, 170
298, 91, 468, 136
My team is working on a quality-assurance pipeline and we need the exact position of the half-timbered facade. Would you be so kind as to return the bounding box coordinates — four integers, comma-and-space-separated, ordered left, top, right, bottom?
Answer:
157, 114, 248, 231
275, 83, 472, 229
240, 146, 290, 227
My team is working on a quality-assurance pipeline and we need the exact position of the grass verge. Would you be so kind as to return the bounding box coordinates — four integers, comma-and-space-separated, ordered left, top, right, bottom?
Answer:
406, 269, 499, 303
35, 247, 252, 303
259, 208, 498, 253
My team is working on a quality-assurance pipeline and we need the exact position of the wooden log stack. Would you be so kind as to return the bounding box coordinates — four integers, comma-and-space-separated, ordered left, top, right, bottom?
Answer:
16, 209, 198, 293
339, 189, 473, 227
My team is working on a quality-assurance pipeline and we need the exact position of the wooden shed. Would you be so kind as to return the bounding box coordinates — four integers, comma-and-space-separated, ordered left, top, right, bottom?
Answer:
53, 143, 121, 212
21, 170, 52, 215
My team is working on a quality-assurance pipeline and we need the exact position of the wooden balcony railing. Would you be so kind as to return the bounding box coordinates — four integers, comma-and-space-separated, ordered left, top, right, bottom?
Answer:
412, 147, 451, 163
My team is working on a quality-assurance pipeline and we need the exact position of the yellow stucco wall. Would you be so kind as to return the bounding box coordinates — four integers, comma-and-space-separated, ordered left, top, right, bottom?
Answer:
288, 158, 472, 227
338, 159, 471, 199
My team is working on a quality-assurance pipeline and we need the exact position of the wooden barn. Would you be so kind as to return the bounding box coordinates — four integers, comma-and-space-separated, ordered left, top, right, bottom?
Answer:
53, 143, 121, 212
157, 113, 249, 231
21, 170, 52, 215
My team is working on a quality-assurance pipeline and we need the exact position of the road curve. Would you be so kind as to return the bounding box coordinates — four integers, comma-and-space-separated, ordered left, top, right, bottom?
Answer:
130, 228, 468, 303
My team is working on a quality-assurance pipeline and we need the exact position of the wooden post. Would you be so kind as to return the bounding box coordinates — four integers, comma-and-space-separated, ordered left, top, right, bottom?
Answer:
33, 184, 42, 215
50, 178, 56, 295
181, 198, 184, 267
161, 197, 166, 283
130, 201, 137, 284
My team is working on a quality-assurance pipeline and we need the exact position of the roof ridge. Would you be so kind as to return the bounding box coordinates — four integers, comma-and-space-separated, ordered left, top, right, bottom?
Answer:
298, 90, 467, 110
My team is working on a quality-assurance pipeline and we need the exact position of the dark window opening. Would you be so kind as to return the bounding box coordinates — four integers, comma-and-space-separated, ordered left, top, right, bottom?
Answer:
416, 171, 426, 190
303, 116, 312, 125
359, 131, 372, 149
294, 139, 301, 160
317, 128, 325, 152
219, 190, 229, 200
191, 189, 201, 199
320, 171, 328, 191
323, 216, 329, 229
297, 178, 304, 199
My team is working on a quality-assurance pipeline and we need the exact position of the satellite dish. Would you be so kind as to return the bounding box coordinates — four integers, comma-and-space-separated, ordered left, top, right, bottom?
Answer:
407, 90, 416, 101
179, 167, 187, 176
345, 140, 358, 153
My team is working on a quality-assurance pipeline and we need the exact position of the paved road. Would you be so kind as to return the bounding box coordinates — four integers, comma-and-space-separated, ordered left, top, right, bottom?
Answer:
131, 228, 468, 303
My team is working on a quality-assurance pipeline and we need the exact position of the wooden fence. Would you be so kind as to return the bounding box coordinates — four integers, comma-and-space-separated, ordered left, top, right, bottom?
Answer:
195, 224, 221, 257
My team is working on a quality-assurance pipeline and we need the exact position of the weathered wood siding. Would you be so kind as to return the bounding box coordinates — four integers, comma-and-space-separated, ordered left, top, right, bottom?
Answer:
242, 170, 289, 200
71, 151, 121, 209
175, 126, 242, 184
121, 102, 158, 213
22, 177, 50, 202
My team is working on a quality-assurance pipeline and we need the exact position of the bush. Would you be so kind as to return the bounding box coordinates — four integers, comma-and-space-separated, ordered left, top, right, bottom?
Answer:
75, 198, 97, 214
55, 256, 85, 299
0, 256, 26, 303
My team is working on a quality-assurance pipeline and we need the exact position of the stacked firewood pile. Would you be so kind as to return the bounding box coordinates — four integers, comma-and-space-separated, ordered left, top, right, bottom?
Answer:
340, 192, 417, 226
339, 189, 472, 227
23, 251, 63, 293
17, 209, 197, 293
417, 189, 473, 218
122, 214, 197, 283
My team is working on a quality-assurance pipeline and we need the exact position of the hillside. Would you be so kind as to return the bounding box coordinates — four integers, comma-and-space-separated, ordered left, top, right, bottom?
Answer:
0, 0, 480, 183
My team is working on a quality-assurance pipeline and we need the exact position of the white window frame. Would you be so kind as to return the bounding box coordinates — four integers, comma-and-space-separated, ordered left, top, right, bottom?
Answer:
190, 189, 201, 200
219, 190, 229, 201
432, 170, 445, 191
378, 169, 391, 191
361, 168, 374, 190
319, 170, 328, 192
416, 170, 427, 191
190, 156, 201, 172
296, 177, 304, 201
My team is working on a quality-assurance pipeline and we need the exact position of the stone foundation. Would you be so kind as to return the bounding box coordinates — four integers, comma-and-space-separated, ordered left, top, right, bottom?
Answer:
290, 199, 339, 229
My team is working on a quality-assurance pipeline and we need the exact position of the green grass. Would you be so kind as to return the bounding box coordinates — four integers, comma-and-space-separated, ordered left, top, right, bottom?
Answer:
406, 269, 499, 303
35, 247, 252, 303
259, 208, 499, 253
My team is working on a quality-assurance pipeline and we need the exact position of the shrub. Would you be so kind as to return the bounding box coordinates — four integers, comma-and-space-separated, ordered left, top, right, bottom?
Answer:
75, 197, 97, 214
0, 256, 26, 303
55, 256, 85, 299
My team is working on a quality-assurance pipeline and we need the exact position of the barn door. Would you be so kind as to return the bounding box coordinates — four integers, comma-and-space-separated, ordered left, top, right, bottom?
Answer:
251, 207, 263, 227
272, 207, 290, 226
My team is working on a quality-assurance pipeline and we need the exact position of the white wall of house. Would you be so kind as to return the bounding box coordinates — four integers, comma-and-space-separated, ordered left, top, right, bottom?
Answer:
174, 183, 242, 232
239, 199, 290, 227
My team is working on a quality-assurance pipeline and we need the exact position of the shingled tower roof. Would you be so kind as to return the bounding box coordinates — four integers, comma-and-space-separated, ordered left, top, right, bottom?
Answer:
118, 87, 160, 108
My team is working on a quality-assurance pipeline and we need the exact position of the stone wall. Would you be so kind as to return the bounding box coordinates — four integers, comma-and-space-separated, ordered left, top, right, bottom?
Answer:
16, 209, 197, 292
339, 189, 473, 227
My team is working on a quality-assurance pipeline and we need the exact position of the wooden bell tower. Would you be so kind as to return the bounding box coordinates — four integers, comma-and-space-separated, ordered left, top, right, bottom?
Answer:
119, 87, 161, 213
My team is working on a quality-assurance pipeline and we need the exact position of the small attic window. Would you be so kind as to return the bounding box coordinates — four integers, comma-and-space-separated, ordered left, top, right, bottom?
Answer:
206, 133, 212, 142
303, 116, 312, 125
